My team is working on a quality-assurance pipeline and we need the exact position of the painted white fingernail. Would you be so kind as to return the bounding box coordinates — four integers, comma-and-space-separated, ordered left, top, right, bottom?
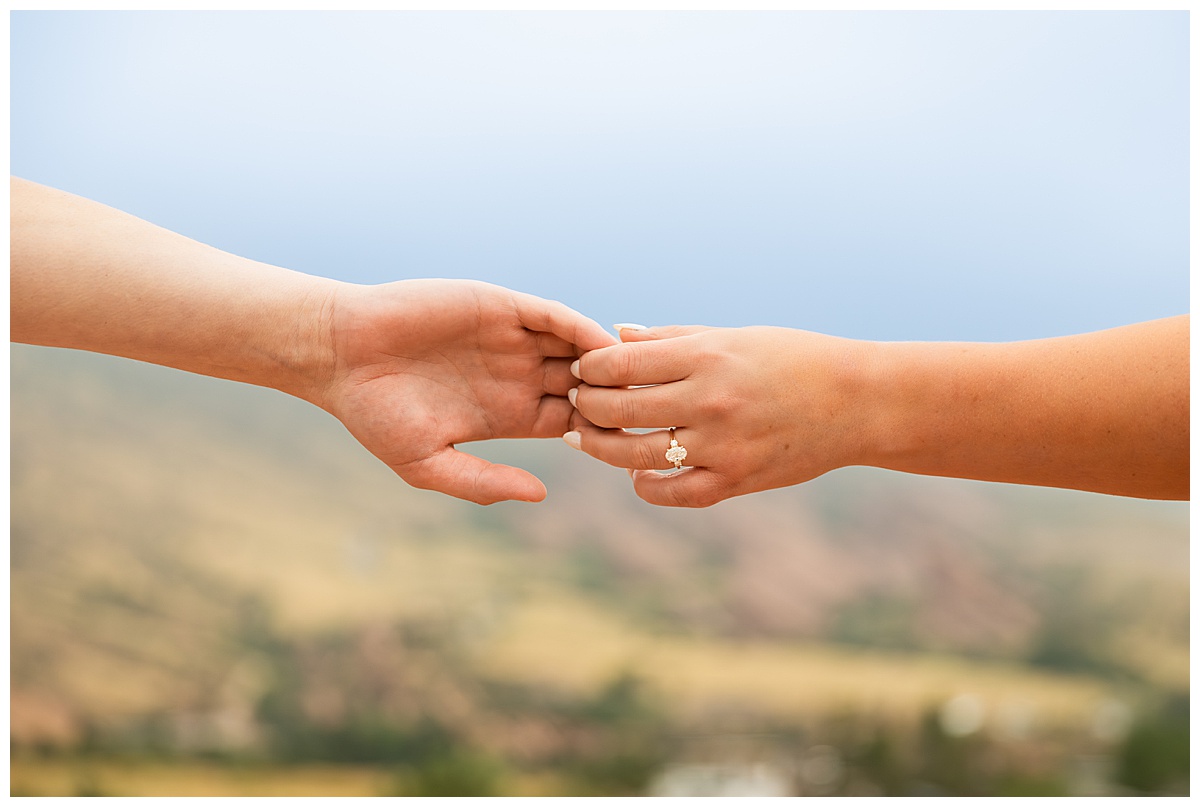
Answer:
562, 431, 582, 450
567, 387, 578, 407
613, 323, 647, 333
570, 359, 581, 379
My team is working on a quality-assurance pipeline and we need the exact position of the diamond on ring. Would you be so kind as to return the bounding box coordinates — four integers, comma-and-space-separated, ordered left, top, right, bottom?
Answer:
665, 428, 688, 469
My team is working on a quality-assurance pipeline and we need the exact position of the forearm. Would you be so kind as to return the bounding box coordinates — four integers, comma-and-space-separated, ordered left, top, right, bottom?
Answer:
11, 177, 339, 404
859, 316, 1190, 499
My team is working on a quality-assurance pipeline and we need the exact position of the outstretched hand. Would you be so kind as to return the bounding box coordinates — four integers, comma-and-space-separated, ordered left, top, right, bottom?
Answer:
320, 279, 616, 505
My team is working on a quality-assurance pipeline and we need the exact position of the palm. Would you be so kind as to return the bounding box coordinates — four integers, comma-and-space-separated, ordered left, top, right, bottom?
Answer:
323, 279, 612, 504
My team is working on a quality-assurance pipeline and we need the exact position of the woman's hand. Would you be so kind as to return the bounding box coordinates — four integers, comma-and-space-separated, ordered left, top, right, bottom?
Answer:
565, 317, 1190, 505
320, 279, 616, 505
563, 325, 878, 507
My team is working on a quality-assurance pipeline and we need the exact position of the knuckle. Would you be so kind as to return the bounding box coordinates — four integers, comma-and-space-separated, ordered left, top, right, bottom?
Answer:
613, 393, 640, 426
694, 341, 725, 366
633, 438, 663, 469
707, 391, 740, 419
614, 347, 641, 382
716, 392, 742, 417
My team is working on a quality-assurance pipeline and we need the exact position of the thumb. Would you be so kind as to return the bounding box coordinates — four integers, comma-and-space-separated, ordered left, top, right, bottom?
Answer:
397, 447, 547, 505
614, 323, 714, 343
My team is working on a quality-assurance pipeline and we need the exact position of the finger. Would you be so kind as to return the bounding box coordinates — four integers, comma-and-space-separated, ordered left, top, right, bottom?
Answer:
529, 394, 578, 438
397, 448, 546, 505
571, 382, 689, 429
567, 423, 704, 471
576, 337, 702, 388
617, 324, 715, 343
542, 358, 579, 396
513, 291, 618, 354
567, 406, 600, 432
630, 467, 729, 508
534, 331, 579, 358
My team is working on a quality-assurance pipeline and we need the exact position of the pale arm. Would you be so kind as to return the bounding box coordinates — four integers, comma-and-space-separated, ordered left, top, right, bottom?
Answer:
12, 177, 616, 504
11, 176, 337, 402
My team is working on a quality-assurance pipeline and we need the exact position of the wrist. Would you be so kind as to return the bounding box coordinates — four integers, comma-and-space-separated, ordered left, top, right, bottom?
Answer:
776, 328, 894, 475
844, 339, 920, 471
254, 263, 345, 409
854, 340, 964, 474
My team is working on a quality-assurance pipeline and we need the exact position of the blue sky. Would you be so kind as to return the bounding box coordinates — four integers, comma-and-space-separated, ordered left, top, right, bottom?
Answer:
11, 11, 1188, 342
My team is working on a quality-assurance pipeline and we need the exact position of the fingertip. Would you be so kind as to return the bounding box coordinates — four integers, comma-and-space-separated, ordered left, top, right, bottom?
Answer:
403, 450, 548, 505
489, 466, 547, 504
515, 479, 548, 503
584, 317, 622, 350
513, 291, 616, 353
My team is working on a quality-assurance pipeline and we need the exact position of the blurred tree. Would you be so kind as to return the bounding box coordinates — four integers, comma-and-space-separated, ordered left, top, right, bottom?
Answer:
1116, 695, 1189, 794
394, 749, 505, 796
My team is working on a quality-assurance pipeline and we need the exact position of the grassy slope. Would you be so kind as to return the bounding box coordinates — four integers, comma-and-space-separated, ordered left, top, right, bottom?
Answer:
10, 345, 1189, 749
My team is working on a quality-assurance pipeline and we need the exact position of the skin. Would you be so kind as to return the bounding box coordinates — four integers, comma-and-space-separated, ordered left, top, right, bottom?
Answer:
564, 318, 1189, 507
11, 177, 616, 505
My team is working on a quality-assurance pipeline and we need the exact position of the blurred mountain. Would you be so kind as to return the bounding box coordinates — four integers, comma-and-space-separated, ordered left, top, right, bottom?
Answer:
10, 344, 1189, 792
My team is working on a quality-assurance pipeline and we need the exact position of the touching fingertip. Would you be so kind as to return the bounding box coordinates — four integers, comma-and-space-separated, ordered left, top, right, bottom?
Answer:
570, 359, 581, 379
562, 431, 582, 451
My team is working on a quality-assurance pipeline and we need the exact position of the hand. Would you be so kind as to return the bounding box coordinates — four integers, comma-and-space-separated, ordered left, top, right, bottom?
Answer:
565, 325, 875, 507
320, 279, 616, 505
567, 317, 1190, 504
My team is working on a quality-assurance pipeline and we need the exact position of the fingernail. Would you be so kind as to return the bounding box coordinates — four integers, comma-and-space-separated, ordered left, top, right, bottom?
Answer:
570, 359, 581, 379
613, 323, 647, 333
567, 387, 578, 407
562, 431, 582, 450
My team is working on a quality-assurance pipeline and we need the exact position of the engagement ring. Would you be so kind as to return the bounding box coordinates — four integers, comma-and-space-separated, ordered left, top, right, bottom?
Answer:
665, 428, 688, 470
